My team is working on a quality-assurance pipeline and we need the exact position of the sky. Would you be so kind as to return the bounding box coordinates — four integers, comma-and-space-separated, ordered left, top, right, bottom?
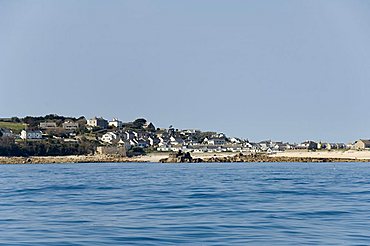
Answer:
1, 0, 370, 143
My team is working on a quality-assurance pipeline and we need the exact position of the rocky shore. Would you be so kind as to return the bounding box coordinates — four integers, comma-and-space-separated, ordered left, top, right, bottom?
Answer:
1, 151, 369, 164
0, 155, 144, 164
159, 152, 369, 163
159, 151, 203, 163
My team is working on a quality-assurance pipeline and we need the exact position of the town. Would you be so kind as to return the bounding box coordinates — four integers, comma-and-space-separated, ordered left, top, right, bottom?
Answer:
1, 114, 369, 158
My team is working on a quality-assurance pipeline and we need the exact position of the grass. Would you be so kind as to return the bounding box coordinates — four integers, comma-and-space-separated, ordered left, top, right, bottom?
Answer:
0, 122, 27, 134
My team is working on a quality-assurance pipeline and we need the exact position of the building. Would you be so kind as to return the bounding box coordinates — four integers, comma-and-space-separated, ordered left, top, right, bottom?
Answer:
136, 139, 148, 148
109, 118, 123, 129
143, 122, 156, 131
39, 122, 57, 129
129, 138, 148, 148
96, 146, 126, 156
0, 128, 13, 138
87, 117, 108, 129
298, 141, 318, 150
62, 121, 79, 131
354, 139, 370, 150
206, 138, 226, 146
20, 130, 42, 140
124, 131, 135, 141
148, 136, 160, 146
170, 136, 184, 145
101, 132, 120, 144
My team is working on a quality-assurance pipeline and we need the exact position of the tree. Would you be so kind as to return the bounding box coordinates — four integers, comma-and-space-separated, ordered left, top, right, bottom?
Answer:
133, 118, 147, 129
11, 117, 21, 123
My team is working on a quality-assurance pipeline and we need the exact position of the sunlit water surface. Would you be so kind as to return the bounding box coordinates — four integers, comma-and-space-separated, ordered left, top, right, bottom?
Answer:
1, 162, 370, 245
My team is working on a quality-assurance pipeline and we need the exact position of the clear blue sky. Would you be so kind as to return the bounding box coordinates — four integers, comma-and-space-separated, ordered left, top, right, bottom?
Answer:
1, 0, 370, 142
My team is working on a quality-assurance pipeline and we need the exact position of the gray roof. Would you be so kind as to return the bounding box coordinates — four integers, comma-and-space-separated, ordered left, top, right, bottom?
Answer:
359, 139, 370, 145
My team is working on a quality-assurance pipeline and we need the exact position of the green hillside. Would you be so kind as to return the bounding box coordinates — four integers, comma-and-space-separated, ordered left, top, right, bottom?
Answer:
0, 122, 26, 134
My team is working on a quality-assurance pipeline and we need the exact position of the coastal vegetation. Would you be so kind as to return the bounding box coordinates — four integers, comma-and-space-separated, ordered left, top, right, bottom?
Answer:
0, 137, 95, 157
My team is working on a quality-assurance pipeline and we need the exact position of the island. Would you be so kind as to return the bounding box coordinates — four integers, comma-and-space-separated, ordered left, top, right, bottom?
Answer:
1, 114, 370, 164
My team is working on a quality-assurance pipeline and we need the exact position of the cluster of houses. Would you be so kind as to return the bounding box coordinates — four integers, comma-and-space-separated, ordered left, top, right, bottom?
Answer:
95, 121, 370, 153
2, 116, 370, 154
21, 120, 79, 140
0, 119, 81, 141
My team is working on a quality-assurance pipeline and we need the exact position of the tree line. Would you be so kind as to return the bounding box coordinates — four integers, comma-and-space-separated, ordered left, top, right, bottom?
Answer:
0, 138, 96, 157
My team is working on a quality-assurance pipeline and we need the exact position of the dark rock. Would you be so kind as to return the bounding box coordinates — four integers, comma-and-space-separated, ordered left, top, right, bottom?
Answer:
160, 150, 201, 163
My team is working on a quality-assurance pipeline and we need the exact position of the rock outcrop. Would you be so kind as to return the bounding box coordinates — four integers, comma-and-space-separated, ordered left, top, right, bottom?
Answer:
159, 151, 203, 163
203, 152, 365, 163
160, 152, 367, 163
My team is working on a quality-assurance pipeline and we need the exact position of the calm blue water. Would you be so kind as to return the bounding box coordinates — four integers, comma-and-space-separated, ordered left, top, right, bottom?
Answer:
1, 162, 370, 245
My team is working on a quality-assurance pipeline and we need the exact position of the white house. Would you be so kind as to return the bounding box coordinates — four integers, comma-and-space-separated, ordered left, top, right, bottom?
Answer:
206, 138, 226, 145
101, 132, 120, 144
230, 137, 241, 144
108, 118, 123, 128
20, 130, 42, 140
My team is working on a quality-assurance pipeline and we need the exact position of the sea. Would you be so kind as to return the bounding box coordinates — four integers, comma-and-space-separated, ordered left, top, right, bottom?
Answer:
1, 162, 370, 245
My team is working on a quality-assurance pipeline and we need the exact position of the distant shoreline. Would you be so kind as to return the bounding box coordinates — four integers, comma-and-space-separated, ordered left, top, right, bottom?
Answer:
1, 150, 370, 164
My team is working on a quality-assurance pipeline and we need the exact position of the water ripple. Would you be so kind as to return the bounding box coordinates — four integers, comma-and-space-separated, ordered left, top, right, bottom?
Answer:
0, 162, 370, 245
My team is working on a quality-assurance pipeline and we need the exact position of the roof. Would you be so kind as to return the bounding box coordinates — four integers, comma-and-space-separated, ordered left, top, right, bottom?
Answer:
0, 128, 12, 133
359, 139, 370, 145
23, 129, 42, 133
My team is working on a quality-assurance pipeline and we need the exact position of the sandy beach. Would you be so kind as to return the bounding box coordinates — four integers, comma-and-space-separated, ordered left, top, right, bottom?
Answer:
271, 150, 370, 160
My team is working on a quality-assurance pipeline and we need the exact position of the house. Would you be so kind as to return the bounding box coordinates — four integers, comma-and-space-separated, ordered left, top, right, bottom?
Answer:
148, 136, 160, 146
259, 140, 274, 150
124, 131, 135, 141
325, 143, 338, 150
181, 129, 199, 134
272, 143, 286, 151
230, 137, 241, 144
208, 138, 226, 145
130, 138, 148, 148
259, 142, 270, 151
87, 117, 108, 129
39, 122, 57, 129
298, 141, 318, 150
143, 122, 156, 131
203, 137, 226, 146
354, 139, 370, 150
132, 131, 147, 139
170, 136, 184, 145
20, 129, 42, 140
108, 118, 123, 129
337, 143, 347, 149
96, 146, 126, 156
62, 121, 79, 131
0, 128, 13, 138
158, 135, 169, 144
101, 132, 120, 144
